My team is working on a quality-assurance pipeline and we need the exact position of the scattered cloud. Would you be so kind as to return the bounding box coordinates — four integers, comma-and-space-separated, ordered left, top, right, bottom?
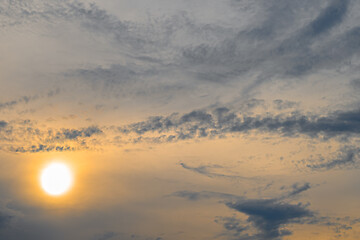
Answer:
0, 121, 102, 153
8, 144, 76, 153
2, 104, 360, 160
53, 126, 103, 141
1, 0, 360, 239
306, 146, 360, 170
0, 89, 60, 112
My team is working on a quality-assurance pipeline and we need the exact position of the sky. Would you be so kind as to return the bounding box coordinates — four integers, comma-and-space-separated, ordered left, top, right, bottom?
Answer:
1, 0, 360, 239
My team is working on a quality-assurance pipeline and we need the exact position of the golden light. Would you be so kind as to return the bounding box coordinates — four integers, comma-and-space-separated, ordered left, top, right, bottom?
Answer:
40, 162, 73, 196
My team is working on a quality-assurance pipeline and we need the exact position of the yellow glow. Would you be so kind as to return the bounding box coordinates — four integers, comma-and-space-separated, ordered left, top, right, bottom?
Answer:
40, 162, 73, 196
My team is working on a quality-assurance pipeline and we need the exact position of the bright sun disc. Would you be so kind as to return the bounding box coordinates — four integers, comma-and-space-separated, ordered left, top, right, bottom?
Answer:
41, 162, 73, 196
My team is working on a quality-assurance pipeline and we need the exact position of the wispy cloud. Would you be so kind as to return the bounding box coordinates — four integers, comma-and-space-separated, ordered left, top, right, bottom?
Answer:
0, 89, 60, 112
3, 0, 356, 96
179, 162, 254, 181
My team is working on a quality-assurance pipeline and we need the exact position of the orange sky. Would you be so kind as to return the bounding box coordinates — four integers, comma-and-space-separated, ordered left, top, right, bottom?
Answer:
1, 0, 360, 239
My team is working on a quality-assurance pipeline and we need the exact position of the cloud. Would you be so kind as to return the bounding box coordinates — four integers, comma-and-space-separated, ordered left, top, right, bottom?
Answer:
3, 0, 353, 98
0, 1, 359, 239
174, 182, 359, 239
2, 0, 358, 101
0, 89, 60, 112
8, 144, 76, 153
118, 107, 360, 144
286, 183, 311, 198
173, 183, 314, 240
0, 212, 12, 229
171, 190, 240, 202
314, 0, 349, 32
0, 122, 103, 153
0, 95, 39, 111
93, 231, 117, 240
214, 216, 249, 237
2, 103, 360, 157
179, 162, 253, 180
306, 146, 360, 170
350, 78, 360, 89
0, 121, 7, 128
69, 64, 139, 86
179, 0, 355, 90
54, 126, 103, 141
226, 199, 312, 239
303, 0, 349, 36
273, 100, 299, 111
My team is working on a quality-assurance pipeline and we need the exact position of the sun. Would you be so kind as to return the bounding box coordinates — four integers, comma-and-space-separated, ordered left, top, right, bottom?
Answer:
40, 162, 73, 196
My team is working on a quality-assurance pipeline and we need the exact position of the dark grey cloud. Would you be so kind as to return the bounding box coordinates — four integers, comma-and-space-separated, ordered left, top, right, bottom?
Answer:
8, 144, 76, 153
180, 163, 221, 177
273, 100, 299, 111
171, 190, 240, 202
226, 200, 312, 240
214, 216, 249, 238
277, 0, 350, 51
0, 212, 12, 230
65, 2, 164, 54
2, 0, 353, 98
286, 183, 311, 198
118, 107, 360, 143
179, 162, 253, 180
0, 121, 7, 128
0, 122, 102, 153
0, 1, 153, 55
180, 0, 356, 89
67, 64, 187, 102
350, 78, 360, 89
69, 65, 138, 85
54, 126, 103, 140
0, 89, 60, 111
174, 183, 359, 239
173, 183, 313, 240
2, 0, 358, 97
304, 0, 349, 36
2, 104, 360, 157
0, 95, 38, 111
93, 231, 117, 240
306, 146, 360, 170
1, 1, 360, 240
2, 0, 360, 96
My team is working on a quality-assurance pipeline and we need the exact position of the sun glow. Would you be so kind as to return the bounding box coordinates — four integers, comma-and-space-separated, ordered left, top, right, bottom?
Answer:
40, 162, 73, 196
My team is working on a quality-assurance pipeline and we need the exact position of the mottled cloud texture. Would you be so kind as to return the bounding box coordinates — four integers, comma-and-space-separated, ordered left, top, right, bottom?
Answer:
1, 0, 360, 239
